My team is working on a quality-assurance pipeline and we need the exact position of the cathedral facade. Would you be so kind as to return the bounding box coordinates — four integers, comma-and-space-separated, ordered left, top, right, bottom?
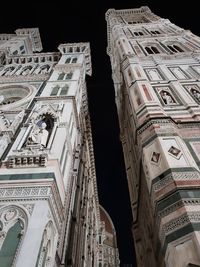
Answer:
0, 29, 119, 266
106, 6, 200, 267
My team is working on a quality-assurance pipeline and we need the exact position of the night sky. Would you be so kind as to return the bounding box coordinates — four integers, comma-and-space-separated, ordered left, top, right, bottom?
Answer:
1, 1, 199, 266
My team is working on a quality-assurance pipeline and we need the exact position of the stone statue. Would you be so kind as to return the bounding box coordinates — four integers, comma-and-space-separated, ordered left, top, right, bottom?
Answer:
28, 121, 49, 148
161, 91, 175, 105
191, 89, 200, 102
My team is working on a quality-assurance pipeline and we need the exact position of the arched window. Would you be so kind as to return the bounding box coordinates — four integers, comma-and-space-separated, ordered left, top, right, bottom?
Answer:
65, 72, 73, 79
58, 72, 65, 80
145, 47, 154, 54
167, 44, 184, 53
173, 44, 184, 52
145, 46, 160, 55
36, 221, 55, 267
60, 85, 69, 96
151, 46, 160, 54
50, 85, 60, 96
65, 58, 71, 63
72, 57, 77, 63
0, 220, 23, 267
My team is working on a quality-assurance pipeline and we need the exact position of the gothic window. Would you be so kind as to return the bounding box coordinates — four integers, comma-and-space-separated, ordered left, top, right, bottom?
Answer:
134, 31, 144, 37
60, 85, 69, 95
58, 72, 65, 80
145, 46, 160, 54
50, 85, 69, 96
65, 72, 73, 79
36, 221, 55, 267
58, 72, 73, 80
0, 220, 23, 267
65, 58, 71, 63
145, 47, 154, 54
167, 44, 184, 53
72, 57, 77, 63
50, 85, 60, 96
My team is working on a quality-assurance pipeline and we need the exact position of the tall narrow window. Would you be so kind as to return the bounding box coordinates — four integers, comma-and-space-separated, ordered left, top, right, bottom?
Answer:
60, 85, 69, 96
50, 86, 60, 96
173, 45, 184, 52
167, 45, 177, 53
65, 58, 71, 63
72, 57, 77, 63
167, 44, 184, 53
65, 72, 73, 79
0, 220, 23, 267
151, 46, 160, 54
58, 72, 65, 80
145, 47, 154, 54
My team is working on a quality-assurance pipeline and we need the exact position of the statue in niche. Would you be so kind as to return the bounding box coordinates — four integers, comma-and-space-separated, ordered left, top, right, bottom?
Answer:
160, 90, 175, 105
27, 120, 49, 148
191, 88, 200, 102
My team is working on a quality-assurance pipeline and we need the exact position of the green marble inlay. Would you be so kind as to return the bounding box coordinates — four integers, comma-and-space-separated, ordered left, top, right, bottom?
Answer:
163, 223, 200, 254
152, 167, 198, 186
0, 173, 55, 181
156, 189, 200, 213
0, 221, 22, 267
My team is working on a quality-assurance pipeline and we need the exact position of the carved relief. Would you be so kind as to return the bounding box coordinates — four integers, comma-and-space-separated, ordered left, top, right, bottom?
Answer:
150, 151, 161, 165
183, 84, 200, 104
169, 67, 189, 79
154, 86, 179, 106
145, 68, 163, 81
168, 146, 181, 159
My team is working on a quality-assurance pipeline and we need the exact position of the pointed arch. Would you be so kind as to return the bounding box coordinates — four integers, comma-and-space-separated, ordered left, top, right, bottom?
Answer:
0, 205, 28, 266
36, 221, 56, 267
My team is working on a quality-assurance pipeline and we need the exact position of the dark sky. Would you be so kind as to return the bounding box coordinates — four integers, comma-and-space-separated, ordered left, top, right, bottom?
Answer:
1, 1, 199, 266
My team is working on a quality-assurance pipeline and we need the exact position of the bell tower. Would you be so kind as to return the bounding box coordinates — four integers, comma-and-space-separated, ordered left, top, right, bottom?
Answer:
106, 6, 200, 267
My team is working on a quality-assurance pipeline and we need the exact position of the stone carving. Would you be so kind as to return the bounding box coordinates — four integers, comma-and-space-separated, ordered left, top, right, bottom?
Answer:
26, 120, 49, 148
160, 90, 175, 104
150, 152, 161, 164
168, 146, 181, 158
191, 88, 200, 103
22, 204, 35, 215
4, 209, 17, 221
